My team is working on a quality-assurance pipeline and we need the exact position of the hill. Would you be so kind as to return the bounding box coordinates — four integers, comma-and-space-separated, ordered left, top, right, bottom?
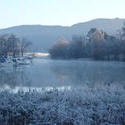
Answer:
0, 18, 125, 51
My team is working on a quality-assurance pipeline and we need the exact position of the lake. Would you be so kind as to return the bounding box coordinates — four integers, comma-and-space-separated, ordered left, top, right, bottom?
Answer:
0, 57, 125, 91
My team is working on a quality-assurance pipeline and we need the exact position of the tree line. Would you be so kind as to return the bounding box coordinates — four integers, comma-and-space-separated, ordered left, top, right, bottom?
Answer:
49, 23, 125, 61
0, 34, 31, 58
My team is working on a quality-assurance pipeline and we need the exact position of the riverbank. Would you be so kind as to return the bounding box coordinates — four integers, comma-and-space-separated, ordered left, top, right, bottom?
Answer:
0, 85, 125, 125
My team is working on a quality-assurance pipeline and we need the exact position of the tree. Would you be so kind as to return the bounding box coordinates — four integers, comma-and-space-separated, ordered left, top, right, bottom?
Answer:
117, 22, 125, 60
20, 38, 31, 56
121, 22, 125, 59
122, 22, 125, 40
0, 34, 31, 58
87, 28, 105, 59
7, 34, 19, 57
69, 36, 87, 58
0, 34, 10, 57
49, 26, 125, 61
49, 39, 69, 59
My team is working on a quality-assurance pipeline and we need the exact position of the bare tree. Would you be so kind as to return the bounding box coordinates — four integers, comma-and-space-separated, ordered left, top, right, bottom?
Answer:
20, 38, 31, 56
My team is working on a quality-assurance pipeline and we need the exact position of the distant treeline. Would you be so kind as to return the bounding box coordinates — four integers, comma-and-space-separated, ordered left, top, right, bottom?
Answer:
0, 34, 31, 58
49, 23, 125, 61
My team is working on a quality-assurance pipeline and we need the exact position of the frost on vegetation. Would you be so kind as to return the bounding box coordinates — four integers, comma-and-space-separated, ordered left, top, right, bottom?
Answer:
0, 86, 125, 125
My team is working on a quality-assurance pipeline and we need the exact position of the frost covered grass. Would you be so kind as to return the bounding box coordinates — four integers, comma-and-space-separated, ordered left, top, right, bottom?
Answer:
0, 85, 125, 125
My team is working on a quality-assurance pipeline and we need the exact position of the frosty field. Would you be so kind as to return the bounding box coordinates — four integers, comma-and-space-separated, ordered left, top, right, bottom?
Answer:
0, 85, 125, 125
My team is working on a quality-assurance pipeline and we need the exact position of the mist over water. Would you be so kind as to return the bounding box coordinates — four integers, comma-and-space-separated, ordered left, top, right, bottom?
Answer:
0, 58, 125, 90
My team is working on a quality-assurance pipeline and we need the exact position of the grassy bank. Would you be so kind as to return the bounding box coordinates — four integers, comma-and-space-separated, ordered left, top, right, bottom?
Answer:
0, 85, 125, 125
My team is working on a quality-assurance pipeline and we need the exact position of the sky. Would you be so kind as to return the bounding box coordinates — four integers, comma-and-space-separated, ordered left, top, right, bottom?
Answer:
0, 0, 125, 29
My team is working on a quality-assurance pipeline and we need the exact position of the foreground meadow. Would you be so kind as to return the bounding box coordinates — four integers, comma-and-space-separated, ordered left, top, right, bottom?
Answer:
0, 84, 125, 125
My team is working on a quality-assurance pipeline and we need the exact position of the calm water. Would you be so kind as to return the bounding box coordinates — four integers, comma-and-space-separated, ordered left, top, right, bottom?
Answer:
0, 58, 125, 90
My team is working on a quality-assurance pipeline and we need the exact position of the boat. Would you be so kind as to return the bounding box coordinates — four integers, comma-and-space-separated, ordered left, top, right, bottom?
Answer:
16, 58, 31, 65
0, 56, 31, 68
0, 57, 14, 69
12, 57, 31, 66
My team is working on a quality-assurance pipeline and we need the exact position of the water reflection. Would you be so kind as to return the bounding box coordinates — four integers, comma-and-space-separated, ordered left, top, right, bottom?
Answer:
50, 60, 125, 86
0, 58, 125, 90
0, 66, 31, 89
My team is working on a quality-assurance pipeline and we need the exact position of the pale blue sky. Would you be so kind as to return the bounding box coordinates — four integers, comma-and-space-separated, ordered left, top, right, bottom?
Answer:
0, 0, 125, 28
